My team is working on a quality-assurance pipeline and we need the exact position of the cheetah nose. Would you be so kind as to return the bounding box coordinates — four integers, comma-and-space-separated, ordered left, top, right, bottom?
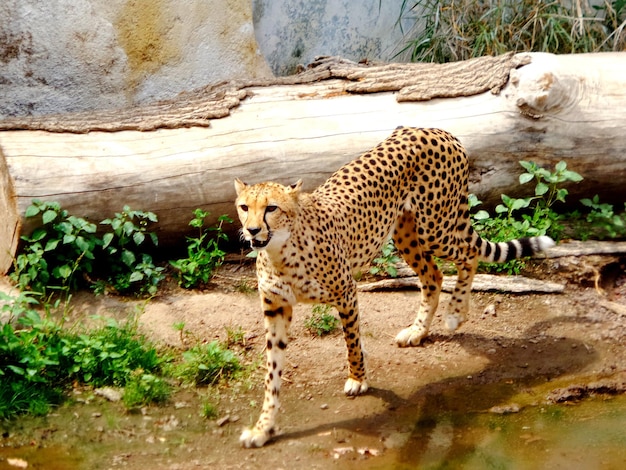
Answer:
248, 227, 262, 236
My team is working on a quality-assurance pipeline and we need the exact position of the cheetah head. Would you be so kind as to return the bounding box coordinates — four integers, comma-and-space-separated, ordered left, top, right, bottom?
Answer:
234, 178, 303, 251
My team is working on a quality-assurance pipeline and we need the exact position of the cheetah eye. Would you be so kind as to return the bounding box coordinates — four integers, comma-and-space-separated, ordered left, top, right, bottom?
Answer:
265, 205, 278, 213
239, 204, 249, 212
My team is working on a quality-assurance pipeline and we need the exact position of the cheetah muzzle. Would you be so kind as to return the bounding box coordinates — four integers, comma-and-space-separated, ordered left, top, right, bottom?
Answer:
234, 127, 555, 448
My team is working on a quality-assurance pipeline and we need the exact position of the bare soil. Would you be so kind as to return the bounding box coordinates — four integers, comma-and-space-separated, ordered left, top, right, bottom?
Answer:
1, 250, 626, 469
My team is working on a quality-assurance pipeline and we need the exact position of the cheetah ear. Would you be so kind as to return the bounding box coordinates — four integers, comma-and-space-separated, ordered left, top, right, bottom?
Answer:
288, 179, 303, 193
234, 178, 248, 196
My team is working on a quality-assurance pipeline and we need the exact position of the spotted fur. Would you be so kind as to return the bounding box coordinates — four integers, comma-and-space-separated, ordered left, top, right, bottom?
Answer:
234, 127, 554, 447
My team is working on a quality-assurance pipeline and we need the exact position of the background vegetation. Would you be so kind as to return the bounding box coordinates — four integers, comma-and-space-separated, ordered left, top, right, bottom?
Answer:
398, 0, 626, 62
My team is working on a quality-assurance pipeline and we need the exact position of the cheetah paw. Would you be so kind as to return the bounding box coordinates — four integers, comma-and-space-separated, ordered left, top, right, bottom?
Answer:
344, 377, 368, 396
240, 427, 273, 448
395, 326, 427, 347
444, 313, 466, 332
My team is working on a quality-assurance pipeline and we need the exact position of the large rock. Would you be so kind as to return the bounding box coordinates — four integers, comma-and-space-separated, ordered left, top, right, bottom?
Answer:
253, 0, 412, 76
0, 0, 273, 117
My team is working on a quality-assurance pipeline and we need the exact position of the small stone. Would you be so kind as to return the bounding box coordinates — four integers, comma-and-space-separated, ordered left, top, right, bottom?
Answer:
383, 432, 411, 449
94, 386, 122, 402
216, 415, 230, 427
483, 304, 497, 317
489, 403, 521, 414
357, 447, 380, 456
7, 458, 28, 469
333, 446, 354, 459
320, 403, 329, 410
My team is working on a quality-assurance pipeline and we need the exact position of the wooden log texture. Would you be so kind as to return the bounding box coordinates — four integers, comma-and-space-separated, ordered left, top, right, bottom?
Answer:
1, 52, 625, 274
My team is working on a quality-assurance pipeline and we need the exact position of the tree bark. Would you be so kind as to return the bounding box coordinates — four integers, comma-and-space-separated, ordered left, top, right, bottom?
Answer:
0, 52, 625, 274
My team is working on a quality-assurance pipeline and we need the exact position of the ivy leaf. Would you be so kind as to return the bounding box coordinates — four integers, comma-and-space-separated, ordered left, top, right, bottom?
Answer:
519, 173, 534, 184
563, 170, 583, 182
535, 182, 549, 196
121, 249, 136, 267
102, 233, 114, 249
24, 205, 41, 218
56, 264, 72, 279
42, 210, 58, 225
44, 239, 60, 252
30, 228, 47, 242
133, 231, 145, 246
129, 271, 144, 283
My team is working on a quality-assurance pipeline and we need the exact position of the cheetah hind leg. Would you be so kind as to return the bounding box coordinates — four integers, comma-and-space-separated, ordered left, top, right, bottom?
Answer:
393, 214, 444, 347
394, 253, 443, 347
444, 257, 478, 332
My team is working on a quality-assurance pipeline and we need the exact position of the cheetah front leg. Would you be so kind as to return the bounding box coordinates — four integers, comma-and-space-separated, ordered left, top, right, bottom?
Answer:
336, 289, 368, 396
240, 303, 292, 448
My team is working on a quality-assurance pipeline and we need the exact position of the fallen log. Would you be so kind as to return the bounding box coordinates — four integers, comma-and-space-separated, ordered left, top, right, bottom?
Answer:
1, 52, 626, 274
358, 273, 566, 294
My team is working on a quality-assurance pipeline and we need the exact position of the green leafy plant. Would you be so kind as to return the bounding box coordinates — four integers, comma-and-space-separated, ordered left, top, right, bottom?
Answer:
370, 239, 401, 277
304, 304, 340, 337
174, 341, 241, 386
10, 200, 100, 295
61, 316, 163, 387
472, 161, 582, 241
0, 293, 168, 419
234, 279, 257, 295
0, 293, 65, 418
170, 210, 233, 289
225, 325, 246, 349
201, 399, 219, 419
122, 371, 171, 408
397, 0, 626, 63
99, 206, 164, 295
574, 195, 626, 240
470, 160, 582, 274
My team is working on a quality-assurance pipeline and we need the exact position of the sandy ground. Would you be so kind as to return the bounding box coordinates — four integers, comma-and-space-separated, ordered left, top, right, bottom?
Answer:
1, 249, 625, 469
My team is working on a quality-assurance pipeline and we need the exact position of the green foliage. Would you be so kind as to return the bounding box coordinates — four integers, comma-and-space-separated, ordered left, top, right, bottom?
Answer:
174, 341, 241, 386
100, 206, 164, 296
304, 304, 340, 337
122, 371, 171, 408
10, 201, 100, 295
470, 160, 582, 274
472, 160, 582, 241
398, 0, 626, 63
0, 293, 65, 418
0, 293, 167, 419
572, 195, 626, 240
233, 279, 256, 295
170, 210, 233, 288
201, 399, 218, 419
11, 202, 164, 297
370, 239, 401, 277
1, 293, 251, 419
225, 325, 246, 349
60, 316, 163, 387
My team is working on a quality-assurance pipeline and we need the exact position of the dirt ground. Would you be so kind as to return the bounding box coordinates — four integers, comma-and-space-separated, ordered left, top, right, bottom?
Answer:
1, 247, 626, 469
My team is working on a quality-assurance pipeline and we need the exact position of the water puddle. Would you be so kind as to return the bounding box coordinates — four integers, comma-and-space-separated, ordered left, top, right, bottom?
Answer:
391, 393, 626, 469
2, 391, 625, 469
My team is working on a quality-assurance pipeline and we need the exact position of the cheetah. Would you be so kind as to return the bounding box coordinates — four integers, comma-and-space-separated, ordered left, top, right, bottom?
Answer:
234, 127, 554, 448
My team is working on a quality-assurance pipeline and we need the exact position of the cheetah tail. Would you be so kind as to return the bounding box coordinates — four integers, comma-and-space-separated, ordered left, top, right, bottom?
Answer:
476, 235, 555, 263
